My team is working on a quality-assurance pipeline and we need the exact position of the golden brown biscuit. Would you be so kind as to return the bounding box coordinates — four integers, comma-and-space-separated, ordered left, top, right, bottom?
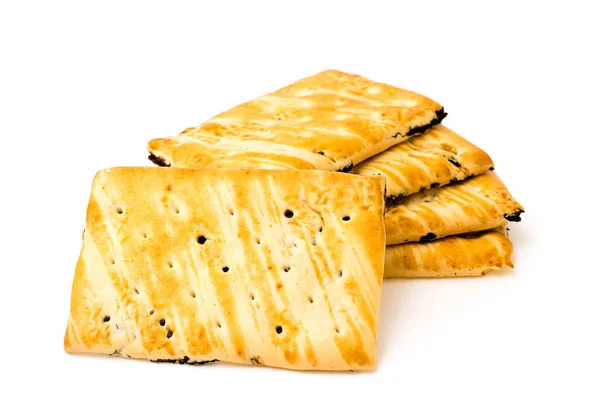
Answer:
352, 125, 493, 198
147, 70, 445, 171
64, 167, 386, 371
384, 227, 513, 278
385, 172, 523, 245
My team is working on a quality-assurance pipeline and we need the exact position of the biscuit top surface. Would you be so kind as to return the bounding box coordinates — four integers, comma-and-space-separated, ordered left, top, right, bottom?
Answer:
148, 70, 444, 171
64, 167, 386, 371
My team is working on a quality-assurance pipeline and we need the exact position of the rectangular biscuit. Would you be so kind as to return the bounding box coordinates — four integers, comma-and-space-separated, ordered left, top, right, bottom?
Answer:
384, 227, 513, 278
147, 70, 445, 171
64, 167, 387, 371
385, 172, 523, 245
352, 125, 494, 199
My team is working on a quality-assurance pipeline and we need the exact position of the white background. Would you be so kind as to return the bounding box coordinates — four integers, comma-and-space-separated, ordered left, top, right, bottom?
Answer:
1, 1, 599, 399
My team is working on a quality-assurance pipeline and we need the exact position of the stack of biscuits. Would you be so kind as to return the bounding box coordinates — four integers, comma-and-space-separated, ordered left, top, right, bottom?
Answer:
64, 70, 523, 371
147, 70, 524, 278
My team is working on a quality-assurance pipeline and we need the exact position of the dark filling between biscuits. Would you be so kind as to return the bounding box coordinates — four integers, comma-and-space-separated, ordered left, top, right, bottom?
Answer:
419, 232, 437, 243
401, 108, 447, 138
148, 153, 170, 167
504, 210, 524, 222
337, 162, 353, 173
151, 357, 219, 365
448, 158, 462, 168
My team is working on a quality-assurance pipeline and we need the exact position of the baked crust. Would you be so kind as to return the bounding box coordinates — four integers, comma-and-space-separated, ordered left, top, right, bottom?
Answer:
352, 125, 493, 198
385, 172, 523, 245
384, 227, 513, 278
64, 167, 386, 371
147, 70, 444, 171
